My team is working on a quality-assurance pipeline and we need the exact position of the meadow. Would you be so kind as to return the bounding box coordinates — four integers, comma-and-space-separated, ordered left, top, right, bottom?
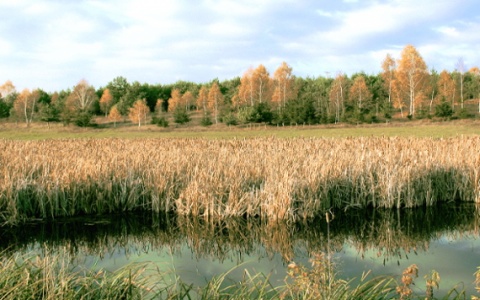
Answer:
1, 118, 480, 140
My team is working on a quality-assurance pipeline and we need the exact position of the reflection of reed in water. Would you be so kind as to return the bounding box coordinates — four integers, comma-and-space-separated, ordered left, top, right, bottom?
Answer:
1, 204, 478, 264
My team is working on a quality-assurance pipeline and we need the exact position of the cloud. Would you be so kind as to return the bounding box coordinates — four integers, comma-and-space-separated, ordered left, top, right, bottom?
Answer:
1, 0, 479, 92
310, 0, 455, 49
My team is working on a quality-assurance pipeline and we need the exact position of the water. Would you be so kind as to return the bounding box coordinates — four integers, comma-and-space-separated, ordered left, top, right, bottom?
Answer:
1, 204, 479, 297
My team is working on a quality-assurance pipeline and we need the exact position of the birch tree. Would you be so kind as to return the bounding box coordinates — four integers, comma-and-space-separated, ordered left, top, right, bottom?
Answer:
168, 89, 182, 112
349, 75, 372, 112
396, 45, 428, 117
13, 88, 39, 126
272, 61, 295, 109
381, 54, 396, 104
208, 82, 224, 124
128, 99, 149, 127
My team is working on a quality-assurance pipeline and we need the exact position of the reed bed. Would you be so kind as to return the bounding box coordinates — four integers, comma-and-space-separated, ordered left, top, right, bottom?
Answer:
0, 137, 479, 225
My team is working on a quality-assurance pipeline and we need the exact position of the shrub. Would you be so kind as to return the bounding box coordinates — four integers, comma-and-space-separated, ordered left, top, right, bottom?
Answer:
173, 108, 190, 124
75, 112, 94, 127
151, 116, 169, 127
200, 114, 213, 126
222, 113, 238, 126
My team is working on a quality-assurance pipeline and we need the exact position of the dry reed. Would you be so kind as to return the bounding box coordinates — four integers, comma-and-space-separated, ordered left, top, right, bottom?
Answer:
0, 136, 479, 225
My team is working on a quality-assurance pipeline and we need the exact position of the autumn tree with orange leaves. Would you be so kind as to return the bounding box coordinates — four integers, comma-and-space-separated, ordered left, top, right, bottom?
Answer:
108, 105, 123, 127
196, 86, 209, 114
381, 54, 396, 104
234, 67, 255, 108
395, 45, 429, 117
437, 70, 456, 108
272, 61, 295, 109
99, 88, 114, 117
168, 89, 182, 112
0, 80, 16, 99
128, 99, 149, 127
234, 64, 272, 108
13, 88, 40, 126
208, 82, 224, 124
182, 91, 195, 111
349, 75, 372, 112
252, 64, 272, 104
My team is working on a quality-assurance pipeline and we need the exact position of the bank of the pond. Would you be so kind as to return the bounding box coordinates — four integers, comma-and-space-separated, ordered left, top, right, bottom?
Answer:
0, 136, 479, 225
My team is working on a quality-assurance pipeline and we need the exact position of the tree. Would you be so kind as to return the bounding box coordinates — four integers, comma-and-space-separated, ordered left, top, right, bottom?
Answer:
381, 54, 396, 104
196, 86, 209, 113
128, 99, 149, 127
67, 79, 97, 112
168, 89, 182, 112
108, 105, 123, 127
252, 64, 272, 104
329, 73, 348, 123
182, 91, 195, 111
154, 99, 164, 115
272, 61, 295, 109
425, 69, 439, 114
396, 45, 429, 117
64, 80, 97, 126
0, 80, 16, 98
106, 76, 129, 104
0, 80, 17, 118
437, 70, 456, 109
349, 75, 372, 112
235, 67, 255, 107
208, 82, 224, 124
468, 67, 480, 113
391, 79, 405, 117
13, 88, 40, 126
455, 58, 466, 109
435, 101, 453, 118
99, 88, 114, 117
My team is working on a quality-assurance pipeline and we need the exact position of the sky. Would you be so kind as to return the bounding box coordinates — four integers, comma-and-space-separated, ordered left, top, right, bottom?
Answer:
1, 0, 479, 92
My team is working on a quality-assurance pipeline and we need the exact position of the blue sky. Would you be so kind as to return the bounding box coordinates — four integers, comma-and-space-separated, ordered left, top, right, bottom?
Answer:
1, 0, 479, 92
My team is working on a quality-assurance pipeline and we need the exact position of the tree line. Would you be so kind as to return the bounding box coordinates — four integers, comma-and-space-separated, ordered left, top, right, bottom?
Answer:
1, 44, 479, 128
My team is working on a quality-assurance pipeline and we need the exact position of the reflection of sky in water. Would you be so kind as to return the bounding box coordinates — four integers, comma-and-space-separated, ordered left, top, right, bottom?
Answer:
338, 235, 480, 297
81, 233, 480, 298
4, 206, 480, 298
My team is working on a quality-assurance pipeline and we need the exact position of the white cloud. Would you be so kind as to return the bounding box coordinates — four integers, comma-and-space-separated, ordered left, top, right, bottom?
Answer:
310, 0, 455, 48
315, 9, 336, 18
1, 0, 479, 91
435, 26, 460, 37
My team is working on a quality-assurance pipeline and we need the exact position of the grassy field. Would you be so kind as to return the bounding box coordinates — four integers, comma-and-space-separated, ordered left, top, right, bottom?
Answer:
1, 119, 480, 140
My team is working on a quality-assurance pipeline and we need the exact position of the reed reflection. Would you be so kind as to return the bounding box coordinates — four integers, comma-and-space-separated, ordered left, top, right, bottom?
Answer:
1, 204, 478, 263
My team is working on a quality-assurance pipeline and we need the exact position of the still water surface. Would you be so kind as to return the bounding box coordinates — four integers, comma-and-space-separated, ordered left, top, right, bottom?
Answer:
2, 204, 479, 297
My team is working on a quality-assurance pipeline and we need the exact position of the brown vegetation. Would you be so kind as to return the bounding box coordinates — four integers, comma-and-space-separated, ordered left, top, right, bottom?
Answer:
0, 137, 479, 225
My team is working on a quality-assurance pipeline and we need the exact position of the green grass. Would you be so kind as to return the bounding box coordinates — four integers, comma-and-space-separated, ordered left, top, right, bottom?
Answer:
1, 119, 480, 140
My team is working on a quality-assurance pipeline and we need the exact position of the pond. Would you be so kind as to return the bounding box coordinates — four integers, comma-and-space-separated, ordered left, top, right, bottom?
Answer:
1, 204, 479, 298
